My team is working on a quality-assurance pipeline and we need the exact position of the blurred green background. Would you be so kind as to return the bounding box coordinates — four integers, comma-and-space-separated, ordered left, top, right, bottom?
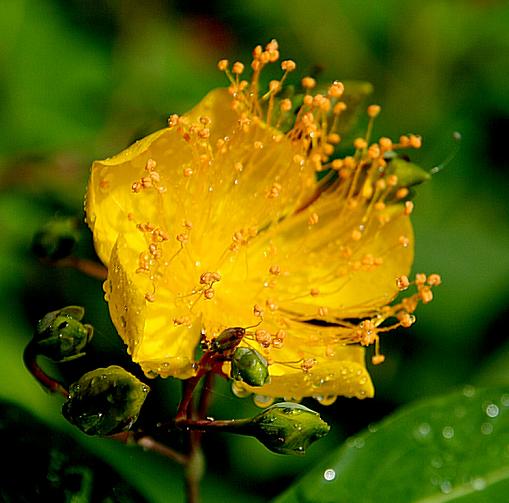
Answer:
1, 0, 508, 501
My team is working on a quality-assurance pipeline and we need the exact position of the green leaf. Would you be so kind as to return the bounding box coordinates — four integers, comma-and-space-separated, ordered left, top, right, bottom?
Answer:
274, 386, 509, 502
0, 400, 148, 502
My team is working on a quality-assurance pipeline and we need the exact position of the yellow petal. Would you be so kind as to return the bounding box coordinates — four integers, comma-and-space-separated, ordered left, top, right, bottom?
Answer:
106, 235, 200, 379
239, 345, 374, 400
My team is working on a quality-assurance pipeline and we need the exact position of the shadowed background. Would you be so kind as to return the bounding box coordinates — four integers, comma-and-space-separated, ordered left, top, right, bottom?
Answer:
0, 1, 508, 501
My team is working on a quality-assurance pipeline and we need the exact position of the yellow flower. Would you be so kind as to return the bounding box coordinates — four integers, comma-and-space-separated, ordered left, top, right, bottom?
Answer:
86, 39, 439, 403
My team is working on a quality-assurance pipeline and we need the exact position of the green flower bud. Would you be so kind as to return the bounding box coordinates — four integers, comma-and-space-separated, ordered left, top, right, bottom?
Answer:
34, 306, 93, 362
386, 156, 431, 188
249, 402, 330, 455
62, 365, 150, 436
231, 347, 270, 387
32, 216, 80, 261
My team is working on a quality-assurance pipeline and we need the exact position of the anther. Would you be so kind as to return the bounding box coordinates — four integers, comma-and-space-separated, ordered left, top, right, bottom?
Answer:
328, 81, 344, 98
168, 114, 180, 127
396, 275, 410, 290
409, 134, 422, 148
367, 105, 381, 118
232, 61, 244, 75
419, 286, 433, 304
204, 288, 215, 300
427, 273, 442, 286
333, 102, 347, 114
217, 59, 229, 71
379, 137, 393, 151
372, 354, 385, 365
354, 138, 367, 150
404, 201, 414, 215
301, 76, 316, 90
281, 60, 296, 72
387, 174, 398, 187
399, 135, 410, 147
415, 273, 427, 285
396, 187, 409, 200
279, 99, 292, 112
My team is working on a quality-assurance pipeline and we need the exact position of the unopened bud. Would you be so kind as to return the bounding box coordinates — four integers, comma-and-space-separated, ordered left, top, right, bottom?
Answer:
231, 347, 270, 387
386, 157, 431, 188
62, 366, 150, 436
249, 402, 330, 455
32, 217, 80, 261
34, 306, 93, 362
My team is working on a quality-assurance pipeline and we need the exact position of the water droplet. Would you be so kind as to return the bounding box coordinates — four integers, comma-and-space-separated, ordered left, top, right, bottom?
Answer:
471, 477, 486, 491
440, 480, 453, 494
501, 394, 509, 407
349, 438, 365, 449
231, 381, 251, 398
462, 385, 475, 398
142, 385, 149, 393
430, 457, 443, 469
253, 394, 274, 408
486, 403, 499, 418
368, 423, 378, 433
481, 422, 493, 435
442, 426, 454, 439
315, 395, 337, 406
323, 468, 336, 481
415, 422, 431, 439
430, 475, 440, 487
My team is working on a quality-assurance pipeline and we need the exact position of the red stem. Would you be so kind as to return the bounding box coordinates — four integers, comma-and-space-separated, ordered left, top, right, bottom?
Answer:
23, 343, 68, 397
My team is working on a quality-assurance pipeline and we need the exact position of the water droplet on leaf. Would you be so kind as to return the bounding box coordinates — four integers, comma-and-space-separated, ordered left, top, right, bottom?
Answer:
323, 468, 336, 481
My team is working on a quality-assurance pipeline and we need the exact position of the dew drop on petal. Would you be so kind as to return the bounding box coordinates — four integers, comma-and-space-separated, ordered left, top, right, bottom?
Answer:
315, 394, 337, 406
323, 468, 336, 481
253, 394, 274, 408
231, 381, 252, 398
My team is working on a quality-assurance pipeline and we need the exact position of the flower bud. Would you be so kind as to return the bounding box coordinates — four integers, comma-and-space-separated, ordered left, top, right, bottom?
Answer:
32, 216, 80, 261
249, 402, 330, 455
231, 347, 270, 387
62, 365, 150, 436
34, 306, 93, 362
386, 156, 431, 189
